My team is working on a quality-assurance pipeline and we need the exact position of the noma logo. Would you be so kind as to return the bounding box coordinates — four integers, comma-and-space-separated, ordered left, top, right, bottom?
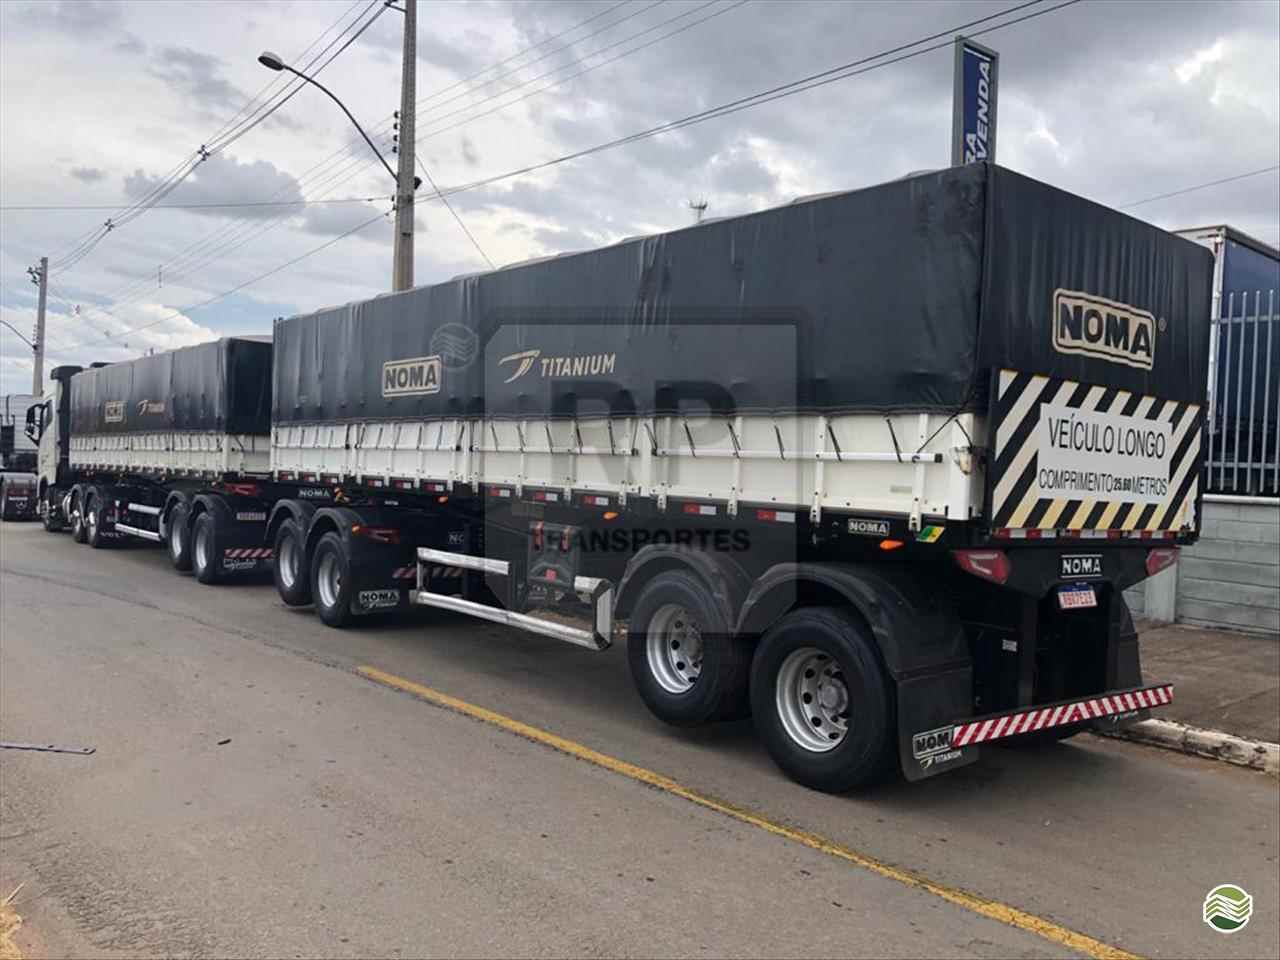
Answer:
1053, 289, 1156, 371
912, 726, 954, 760
383, 355, 442, 397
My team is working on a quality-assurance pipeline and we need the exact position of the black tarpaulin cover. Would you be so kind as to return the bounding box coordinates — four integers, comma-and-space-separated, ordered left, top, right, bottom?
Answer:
70, 337, 272, 435
273, 164, 1213, 425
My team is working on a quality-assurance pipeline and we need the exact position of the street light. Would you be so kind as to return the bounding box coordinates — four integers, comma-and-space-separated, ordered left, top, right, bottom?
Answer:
257, 50, 414, 189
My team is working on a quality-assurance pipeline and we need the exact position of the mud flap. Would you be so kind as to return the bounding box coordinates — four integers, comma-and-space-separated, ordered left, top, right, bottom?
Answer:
898, 663, 980, 782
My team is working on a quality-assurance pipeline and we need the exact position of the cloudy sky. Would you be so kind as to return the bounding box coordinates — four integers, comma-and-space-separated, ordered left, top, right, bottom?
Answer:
1, 0, 1277, 396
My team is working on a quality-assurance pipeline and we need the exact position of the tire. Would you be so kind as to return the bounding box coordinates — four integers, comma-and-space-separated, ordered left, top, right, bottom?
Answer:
272, 518, 312, 606
84, 490, 107, 549
70, 492, 87, 543
166, 502, 193, 571
42, 495, 63, 533
192, 512, 222, 585
750, 607, 895, 793
0, 489, 10, 521
626, 570, 751, 727
311, 531, 354, 627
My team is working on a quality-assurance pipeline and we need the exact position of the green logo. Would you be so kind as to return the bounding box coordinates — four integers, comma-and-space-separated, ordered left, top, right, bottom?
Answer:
1203, 884, 1252, 933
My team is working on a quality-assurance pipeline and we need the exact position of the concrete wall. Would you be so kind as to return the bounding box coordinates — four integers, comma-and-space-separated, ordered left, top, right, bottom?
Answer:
1127, 497, 1280, 635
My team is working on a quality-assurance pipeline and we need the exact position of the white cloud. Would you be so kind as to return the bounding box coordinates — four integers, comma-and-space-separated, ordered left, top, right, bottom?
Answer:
1176, 39, 1225, 84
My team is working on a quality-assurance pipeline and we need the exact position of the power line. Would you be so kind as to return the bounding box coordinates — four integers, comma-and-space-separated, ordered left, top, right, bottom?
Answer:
3, 196, 385, 212
1118, 164, 1280, 209
415, 156, 493, 269
45, 1, 384, 280
50, 0, 1079, 356
59, 209, 392, 354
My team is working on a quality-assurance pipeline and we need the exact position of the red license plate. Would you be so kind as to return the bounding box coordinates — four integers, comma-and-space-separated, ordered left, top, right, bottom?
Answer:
1058, 583, 1098, 610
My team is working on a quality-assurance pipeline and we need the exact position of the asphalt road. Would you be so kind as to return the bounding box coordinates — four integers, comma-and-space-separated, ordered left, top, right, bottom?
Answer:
1, 521, 1277, 959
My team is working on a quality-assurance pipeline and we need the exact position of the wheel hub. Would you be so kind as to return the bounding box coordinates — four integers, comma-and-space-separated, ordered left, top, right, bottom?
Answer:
775, 647, 851, 753
645, 603, 703, 694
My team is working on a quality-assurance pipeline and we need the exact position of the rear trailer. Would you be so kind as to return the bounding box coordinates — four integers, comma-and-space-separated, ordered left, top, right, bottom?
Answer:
262, 163, 1212, 791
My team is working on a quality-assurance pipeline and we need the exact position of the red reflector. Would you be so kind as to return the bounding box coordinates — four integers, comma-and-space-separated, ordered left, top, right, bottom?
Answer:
223, 482, 261, 497
953, 549, 1010, 584
1107, 529, 1123, 540
993, 528, 1011, 539
1146, 547, 1179, 577
545, 569, 557, 581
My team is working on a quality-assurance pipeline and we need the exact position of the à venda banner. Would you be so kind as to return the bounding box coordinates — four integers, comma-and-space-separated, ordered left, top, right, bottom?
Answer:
951, 37, 998, 165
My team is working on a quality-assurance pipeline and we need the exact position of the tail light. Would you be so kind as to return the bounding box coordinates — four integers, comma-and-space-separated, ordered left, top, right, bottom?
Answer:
1146, 547, 1179, 577
953, 549, 1010, 584
351, 524, 400, 545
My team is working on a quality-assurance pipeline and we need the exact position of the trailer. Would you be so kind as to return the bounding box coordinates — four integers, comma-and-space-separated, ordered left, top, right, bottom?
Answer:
31, 164, 1213, 793
27, 338, 290, 580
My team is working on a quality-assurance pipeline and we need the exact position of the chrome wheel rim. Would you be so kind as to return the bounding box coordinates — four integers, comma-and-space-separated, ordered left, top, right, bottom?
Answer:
645, 603, 703, 694
86, 507, 97, 537
170, 518, 184, 557
317, 552, 341, 609
195, 523, 210, 571
279, 534, 298, 588
71, 504, 82, 534
775, 647, 850, 753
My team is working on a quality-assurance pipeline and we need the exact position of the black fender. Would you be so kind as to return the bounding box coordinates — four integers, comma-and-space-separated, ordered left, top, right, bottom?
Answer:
736, 561, 975, 782
266, 498, 320, 546
614, 544, 753, 629
303, 505, 364, 557
189, 491, 238, 530
160, 489, 192, 539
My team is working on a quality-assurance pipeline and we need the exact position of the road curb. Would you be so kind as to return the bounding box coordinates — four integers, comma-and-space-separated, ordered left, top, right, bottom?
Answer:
1095, 719, 1280, 776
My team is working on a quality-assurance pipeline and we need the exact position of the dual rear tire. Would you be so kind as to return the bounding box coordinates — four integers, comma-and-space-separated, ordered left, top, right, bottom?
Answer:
627, 571, 893, 793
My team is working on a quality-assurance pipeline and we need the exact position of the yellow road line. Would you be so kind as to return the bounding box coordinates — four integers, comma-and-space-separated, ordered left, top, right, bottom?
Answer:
357, 664, 1140, 960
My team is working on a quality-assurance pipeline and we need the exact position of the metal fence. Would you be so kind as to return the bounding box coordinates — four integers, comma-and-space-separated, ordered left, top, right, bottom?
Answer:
1206, 289, 1279, 496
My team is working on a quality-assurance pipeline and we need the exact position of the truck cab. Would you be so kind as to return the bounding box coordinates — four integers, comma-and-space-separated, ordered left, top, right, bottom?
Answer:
25, 365, 81, 529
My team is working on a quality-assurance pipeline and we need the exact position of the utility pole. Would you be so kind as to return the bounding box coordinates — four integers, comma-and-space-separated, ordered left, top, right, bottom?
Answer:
392, 0, 417, 292
688, 199, 708, 224
30, 256, 48, 395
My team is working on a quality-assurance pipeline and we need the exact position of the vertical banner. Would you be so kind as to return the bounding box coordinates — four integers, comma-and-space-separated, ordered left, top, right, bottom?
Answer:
951, 37, 998, 166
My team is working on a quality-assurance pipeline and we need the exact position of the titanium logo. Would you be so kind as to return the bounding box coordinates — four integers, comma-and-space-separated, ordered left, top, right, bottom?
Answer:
383, 355, 442, 397
498, 349, 617, 384
104, 401, 125, 423
1203, 884, 1252, 934
1053, 289, 1156, 371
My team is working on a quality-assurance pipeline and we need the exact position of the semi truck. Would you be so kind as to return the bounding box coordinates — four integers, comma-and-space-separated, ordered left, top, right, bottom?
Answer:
27, 164, 1213, 793
1, 393, 38, 519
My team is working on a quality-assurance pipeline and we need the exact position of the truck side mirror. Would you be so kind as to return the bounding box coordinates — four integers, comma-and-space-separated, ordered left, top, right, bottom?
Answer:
24, 404, 41, 442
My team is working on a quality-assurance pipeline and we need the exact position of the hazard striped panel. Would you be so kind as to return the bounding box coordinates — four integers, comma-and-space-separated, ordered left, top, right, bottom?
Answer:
951, 683, 1173, 747
989, 369, 1202, 534
223, 547, 274, 559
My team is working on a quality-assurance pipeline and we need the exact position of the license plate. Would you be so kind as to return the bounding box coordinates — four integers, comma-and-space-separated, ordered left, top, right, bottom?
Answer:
1057, 583, 1098, 610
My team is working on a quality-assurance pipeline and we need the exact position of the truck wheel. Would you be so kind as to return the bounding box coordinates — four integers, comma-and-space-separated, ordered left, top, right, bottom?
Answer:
0, 488, 10, 521
85, 491, 108, 549
626, 570, 750, 727
192, 512, 222, 585
42, 495, 63, 533
311, 531, 354, 628
70, 492, 87, 543
273, 518, 312, 606
750, 607, 894, 793
167, 503, 192, 571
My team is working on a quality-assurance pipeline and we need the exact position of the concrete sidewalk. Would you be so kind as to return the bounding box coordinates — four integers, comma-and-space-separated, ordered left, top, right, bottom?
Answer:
1138, 620, 1280, 745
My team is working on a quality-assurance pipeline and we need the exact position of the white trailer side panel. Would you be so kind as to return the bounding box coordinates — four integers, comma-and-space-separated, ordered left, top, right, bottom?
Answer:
274, 412, 985, 526
70, 432, 270, 477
